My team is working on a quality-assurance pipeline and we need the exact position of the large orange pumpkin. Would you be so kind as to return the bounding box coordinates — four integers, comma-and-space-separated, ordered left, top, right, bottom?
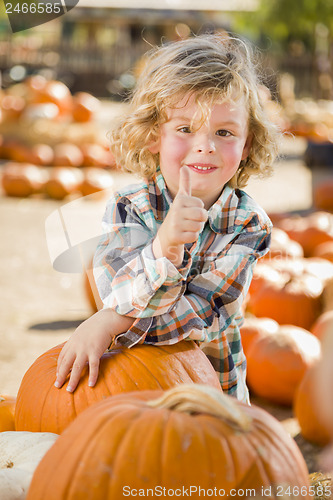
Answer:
26, 385, 311, 500
276, 211, 333, 257
0, 395, 16, 431
262, 227, 303, 261
247, 261, 323, 330
240, 316, 278, 357
246, 325, 321, 405
15, 341, 221, 434
293, 364, 331, 446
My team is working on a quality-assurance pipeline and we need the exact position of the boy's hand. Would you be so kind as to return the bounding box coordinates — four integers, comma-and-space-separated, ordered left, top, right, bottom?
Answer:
153, 166, 208, 265
55, 309, 134, 393
54, 319, 111, 393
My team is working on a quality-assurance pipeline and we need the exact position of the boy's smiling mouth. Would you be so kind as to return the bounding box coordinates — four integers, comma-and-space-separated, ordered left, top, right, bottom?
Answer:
187, 163, 218, 173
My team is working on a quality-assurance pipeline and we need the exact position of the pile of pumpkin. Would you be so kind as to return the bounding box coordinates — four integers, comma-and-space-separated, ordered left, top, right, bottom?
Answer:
0, 339, 327, 499
0, 75, 118, 200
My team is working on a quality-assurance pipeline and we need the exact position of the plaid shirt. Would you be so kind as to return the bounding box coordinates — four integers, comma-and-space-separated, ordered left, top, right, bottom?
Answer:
93, 168, 272, 403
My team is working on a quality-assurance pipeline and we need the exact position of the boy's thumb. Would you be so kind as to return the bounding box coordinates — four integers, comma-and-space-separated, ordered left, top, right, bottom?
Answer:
177, 166, 191, 196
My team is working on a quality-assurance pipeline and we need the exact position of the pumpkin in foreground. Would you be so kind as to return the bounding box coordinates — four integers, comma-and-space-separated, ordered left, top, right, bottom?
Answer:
26, 384, 311, 500
15, 340, 221, 434
0, 431, 58, 500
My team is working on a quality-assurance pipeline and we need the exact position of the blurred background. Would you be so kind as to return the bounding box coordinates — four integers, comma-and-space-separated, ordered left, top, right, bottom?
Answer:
1, 0, 333, 476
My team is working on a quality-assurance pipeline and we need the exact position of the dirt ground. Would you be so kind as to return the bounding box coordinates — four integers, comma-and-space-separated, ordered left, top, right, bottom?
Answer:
0, 135, 332, 476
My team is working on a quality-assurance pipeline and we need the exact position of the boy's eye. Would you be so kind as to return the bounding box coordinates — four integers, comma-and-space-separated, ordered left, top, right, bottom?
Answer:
178, 126, 191, 133
216, 129, 231, 137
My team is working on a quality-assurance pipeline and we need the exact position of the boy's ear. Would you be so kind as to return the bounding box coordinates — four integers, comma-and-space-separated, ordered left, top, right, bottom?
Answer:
241, 134, 253, 160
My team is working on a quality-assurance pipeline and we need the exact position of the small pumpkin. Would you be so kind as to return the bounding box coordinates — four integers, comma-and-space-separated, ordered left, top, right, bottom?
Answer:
293, 364, 331, 446
71, 92, 100, 123
1, 162, 47, 198
276, 211, 333, 257
79, 167, 114, 197
34, 79, 72, 116
53, 142, 84, 168
262, 227, 303, 260
15, 341, 221, 434
44, 167, 83, 200
0, 395, 16, 431
80, 143, 113, 168
246, 325, 321, 405
26, 385, 311, 500
0, 431, 58, 500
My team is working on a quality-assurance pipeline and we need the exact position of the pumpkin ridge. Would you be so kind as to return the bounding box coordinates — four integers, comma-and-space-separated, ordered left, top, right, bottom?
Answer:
109, 348, 162, 391
120, 347, 171, 388
159, 344, 213, 384
247, 408, 309, 485
107, 407, 166, 495
104, 407, 156, 497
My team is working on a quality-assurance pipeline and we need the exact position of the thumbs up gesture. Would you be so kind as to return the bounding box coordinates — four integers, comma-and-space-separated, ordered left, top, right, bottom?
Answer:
153, 166, 208, 266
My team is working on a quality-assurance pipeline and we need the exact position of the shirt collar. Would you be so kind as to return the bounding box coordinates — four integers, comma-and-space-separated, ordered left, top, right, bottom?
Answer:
148, 167, 239, 234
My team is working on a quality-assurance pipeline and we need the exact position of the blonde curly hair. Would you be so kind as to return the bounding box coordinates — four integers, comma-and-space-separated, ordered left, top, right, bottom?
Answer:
109, 33, 280, 188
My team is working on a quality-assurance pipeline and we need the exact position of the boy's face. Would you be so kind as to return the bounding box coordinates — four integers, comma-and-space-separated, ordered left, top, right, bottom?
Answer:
150, 93, 251, 209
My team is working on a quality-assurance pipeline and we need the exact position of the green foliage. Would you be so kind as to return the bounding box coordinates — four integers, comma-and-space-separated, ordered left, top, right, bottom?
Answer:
233, 0, 333, 51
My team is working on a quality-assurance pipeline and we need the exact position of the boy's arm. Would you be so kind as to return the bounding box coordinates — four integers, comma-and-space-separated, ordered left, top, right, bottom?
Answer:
112, 224, 271, 348
55, 309, 134, 393
94, 167, 207, 318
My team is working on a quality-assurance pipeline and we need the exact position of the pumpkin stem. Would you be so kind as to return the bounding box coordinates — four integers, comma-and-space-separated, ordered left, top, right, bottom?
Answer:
146, 384, 251, 432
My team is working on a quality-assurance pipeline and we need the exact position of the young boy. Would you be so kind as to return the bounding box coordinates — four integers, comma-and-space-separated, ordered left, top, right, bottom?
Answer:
55, 33, 279, 402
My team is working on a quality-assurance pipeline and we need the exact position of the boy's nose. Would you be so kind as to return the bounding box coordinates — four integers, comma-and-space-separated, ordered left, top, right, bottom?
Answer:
194, 134, 216, 154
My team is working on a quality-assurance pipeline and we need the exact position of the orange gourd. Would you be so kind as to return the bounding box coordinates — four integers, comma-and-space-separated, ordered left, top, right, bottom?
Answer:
15, 341, 221, 434
72, 92, 100, 122
34, 79, 73, 116
246, 325, 321, 405
0, 395, 16, 431
44, 167, 83, 200
293, 364, 331, 446
247, 261, 323, 330
53, 142, 84, 168
26, 385, 311, 500
1, 162, 46, 197
240, 316, 278, 357
79, 167, 114, 197
80, 143, 111, 167
262, 227, 303, 261
276, 211, 333, 257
